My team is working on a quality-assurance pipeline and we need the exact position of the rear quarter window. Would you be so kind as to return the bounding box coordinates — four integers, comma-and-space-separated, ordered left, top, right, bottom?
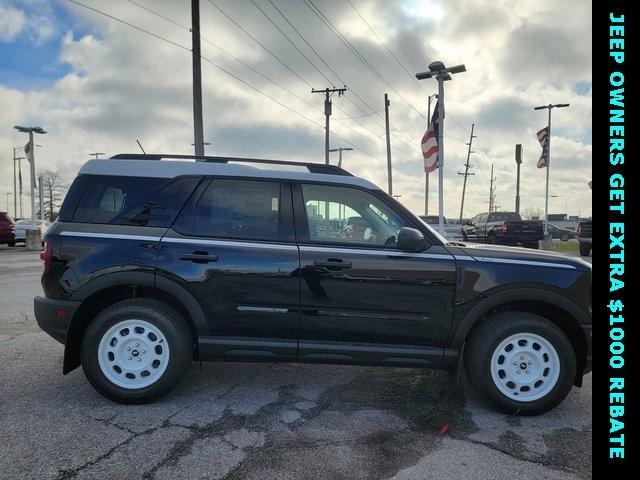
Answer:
71, 175, 200, 226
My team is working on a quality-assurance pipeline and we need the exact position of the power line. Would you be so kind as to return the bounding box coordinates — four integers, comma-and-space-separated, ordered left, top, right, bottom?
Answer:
344, 0, 428, 95
206, 0, 312, 88
266, 0, 345, 86
248, 0, 335, 87
68, 0, 424, 183
302, 0, 427, 120
69, 0, 190, 51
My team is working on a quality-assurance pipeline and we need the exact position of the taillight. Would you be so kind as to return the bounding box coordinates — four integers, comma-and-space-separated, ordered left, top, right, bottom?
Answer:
500, 222, 508, 233
576, 226, 582, 236
40, 239, 53, 278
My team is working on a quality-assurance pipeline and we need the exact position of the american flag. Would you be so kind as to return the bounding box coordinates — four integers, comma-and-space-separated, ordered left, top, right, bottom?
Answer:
536, 126, 549, 168
422, 102, 439, 173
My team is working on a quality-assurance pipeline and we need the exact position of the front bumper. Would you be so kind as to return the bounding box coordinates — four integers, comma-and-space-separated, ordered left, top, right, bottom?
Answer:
34, 296, 81, 344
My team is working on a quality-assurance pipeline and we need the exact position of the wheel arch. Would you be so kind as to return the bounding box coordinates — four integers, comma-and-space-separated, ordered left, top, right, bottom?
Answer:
64, 272, 209, 374
452, 288, 590, 386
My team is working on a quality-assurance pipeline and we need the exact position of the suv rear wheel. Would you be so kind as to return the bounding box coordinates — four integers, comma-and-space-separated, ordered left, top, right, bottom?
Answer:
81, 299, 193, 404
465, 312, 576, 415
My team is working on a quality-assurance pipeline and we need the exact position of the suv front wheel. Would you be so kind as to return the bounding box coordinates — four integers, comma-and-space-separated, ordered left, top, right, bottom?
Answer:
465, 312, 576, 415
81, 299, 193, 404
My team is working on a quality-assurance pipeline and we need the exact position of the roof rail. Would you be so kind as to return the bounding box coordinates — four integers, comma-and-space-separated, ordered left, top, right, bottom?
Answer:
109, 153, 353, 176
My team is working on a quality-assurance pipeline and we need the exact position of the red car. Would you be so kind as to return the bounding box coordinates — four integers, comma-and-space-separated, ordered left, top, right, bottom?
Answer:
0, 212, 16, 246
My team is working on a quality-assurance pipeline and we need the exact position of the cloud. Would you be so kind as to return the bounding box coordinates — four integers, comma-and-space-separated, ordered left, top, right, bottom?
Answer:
0, 4, 26, 41
0, 0, 591, 219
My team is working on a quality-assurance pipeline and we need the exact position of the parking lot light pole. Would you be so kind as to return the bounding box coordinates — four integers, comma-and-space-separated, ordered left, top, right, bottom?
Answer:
13, 126, 47, 224
416, 61, 466, 236
533, 103, 569, 236
328, 147, 353, 168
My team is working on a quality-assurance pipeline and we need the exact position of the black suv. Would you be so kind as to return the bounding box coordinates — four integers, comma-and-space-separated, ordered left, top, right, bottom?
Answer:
35, 154, 592, 415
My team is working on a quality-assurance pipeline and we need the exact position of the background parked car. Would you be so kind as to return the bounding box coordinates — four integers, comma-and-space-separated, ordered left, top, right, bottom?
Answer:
0, 212, 15, 246
462, 211, 543, 248
576, 220, 592, 256
547, 223, 575, 241
13, 219, 51, 245
419, 215, 463, 241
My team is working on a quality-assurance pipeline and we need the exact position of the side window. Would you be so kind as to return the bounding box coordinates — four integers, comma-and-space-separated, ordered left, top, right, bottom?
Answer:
477, 213, 488, 224
73, 176, 165, 224
301, 184, 409, 248
116, 177, 201, 227
487, 213, 496, 222
193, 179, 292, 241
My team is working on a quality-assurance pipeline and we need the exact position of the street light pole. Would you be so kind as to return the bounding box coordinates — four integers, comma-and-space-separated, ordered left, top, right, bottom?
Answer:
328, 147, 353, 169
14, 126, 47, 224
534, 103, 569, 236
416, 61, 466, 236
12, 149, 17, 218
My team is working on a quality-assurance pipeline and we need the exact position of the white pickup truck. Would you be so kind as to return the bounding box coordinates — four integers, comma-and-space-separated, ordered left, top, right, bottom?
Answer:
419, 215, 464, 241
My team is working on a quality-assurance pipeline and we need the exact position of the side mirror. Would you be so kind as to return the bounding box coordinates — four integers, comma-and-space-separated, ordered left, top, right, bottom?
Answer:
397, 227, 427, 252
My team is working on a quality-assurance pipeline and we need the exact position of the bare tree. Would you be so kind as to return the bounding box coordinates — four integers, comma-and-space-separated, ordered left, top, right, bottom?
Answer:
522, 207, 543, 220
40, 170, 65, 221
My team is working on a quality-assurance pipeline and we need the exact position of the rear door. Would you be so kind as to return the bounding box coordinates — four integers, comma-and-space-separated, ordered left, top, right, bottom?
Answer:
156, 178, 300, 360
293, 182, 456, 367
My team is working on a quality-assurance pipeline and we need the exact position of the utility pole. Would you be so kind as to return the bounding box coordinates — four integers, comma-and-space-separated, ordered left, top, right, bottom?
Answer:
312, 87, 346, 164
191, 0, 205, 158
329, 147, 353, 168
416, 61, 466, 235
515, 144, 522, 213
425, 93, 437, 215
458, 123, 475, 224
489, 163, 496, 213
384, 94, 393, 195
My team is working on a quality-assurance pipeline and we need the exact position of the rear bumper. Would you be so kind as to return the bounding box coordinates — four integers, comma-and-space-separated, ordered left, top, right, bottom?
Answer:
34, 296, 81, 344
495, 234, 544, 244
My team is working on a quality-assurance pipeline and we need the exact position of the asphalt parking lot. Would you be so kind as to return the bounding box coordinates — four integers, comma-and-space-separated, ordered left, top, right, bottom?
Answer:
0, 245, 591, 480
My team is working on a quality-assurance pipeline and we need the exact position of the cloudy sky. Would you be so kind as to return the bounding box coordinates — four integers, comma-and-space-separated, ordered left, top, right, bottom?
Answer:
0, 0, 591, 219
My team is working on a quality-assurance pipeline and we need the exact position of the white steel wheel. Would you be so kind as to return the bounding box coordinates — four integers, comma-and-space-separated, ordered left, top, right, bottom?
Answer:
98, 319, 170, 389
490, 332, 560, 402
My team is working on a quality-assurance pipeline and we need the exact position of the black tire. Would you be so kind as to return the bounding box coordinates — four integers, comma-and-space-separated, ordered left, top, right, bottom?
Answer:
560, 233, 569, 242
465, 312, 576, 415
579, 243, 591, 256
81, 299, 193, 404
486, 232, 496, 244
7, 241, 15, 247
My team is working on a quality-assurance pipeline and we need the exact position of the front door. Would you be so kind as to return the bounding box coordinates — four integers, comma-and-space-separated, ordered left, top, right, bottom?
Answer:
157, 178, 300, 360
294, 182, 456, 367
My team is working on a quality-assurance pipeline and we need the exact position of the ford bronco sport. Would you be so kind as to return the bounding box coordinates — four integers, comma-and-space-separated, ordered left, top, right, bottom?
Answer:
35, 154, 592, 415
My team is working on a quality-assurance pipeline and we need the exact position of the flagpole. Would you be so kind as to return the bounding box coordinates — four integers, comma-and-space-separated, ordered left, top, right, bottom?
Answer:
437, 76, 445, 236
544, 108, 551, 236
534, 103, 569, 242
